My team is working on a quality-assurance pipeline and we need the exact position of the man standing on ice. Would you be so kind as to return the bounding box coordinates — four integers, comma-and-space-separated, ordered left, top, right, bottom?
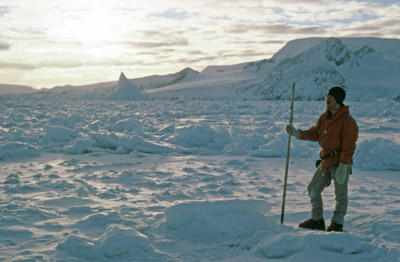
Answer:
285, 86, 358, 232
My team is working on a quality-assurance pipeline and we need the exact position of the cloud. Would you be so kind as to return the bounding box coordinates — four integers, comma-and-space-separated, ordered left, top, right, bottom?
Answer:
128, 39, 189, 48
0, 59, 85, 70
0, 41, 10, 51
0, 6, 9, 16
186, 50, 207, 56
337, 18, 400, 38
238, 49, 276, 58
39, 60, 83, 69
137, 29, 188, 39
260, 40, 287, 44
227, 40, 286, 45
225, 23, 326, 35
175, 56, 218, 64
0, 61, 36, 70
269, 0, 325, 3
151, 8, 192, 20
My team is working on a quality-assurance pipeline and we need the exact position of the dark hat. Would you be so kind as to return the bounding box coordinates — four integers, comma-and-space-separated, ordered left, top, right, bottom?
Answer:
327, 86, 346, 106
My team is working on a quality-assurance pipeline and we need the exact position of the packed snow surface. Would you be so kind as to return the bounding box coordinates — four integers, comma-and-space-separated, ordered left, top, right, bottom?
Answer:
0, 97, 399, 261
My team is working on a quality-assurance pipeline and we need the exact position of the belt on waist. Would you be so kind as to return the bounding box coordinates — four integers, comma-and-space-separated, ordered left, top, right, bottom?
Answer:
321, 149, 341, 160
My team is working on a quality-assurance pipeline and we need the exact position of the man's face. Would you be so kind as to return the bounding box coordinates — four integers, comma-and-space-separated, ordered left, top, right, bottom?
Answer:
326, 95, 338, 110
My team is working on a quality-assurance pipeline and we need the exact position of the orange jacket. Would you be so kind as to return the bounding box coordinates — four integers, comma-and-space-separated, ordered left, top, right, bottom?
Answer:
300, 106, 359, 170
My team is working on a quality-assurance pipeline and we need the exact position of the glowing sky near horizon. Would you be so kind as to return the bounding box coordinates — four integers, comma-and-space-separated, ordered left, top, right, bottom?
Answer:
1, 0, 399, 88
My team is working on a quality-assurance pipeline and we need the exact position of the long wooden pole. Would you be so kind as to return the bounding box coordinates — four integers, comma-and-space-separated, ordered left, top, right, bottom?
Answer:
281, 82, 295, 224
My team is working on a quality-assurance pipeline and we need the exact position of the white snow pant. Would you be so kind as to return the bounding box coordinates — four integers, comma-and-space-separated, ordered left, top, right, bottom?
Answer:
307, 164, 350, 225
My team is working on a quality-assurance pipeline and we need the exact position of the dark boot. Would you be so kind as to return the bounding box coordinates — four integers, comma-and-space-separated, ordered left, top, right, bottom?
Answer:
327, 222, 343, 232
298, 218, 325, 230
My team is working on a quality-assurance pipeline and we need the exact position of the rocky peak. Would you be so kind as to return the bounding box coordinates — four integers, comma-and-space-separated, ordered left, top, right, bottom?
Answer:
324, 38, 351, 66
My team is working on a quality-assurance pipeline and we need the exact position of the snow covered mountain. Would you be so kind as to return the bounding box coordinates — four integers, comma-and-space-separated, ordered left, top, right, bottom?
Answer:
1, 37, 399, 101
272, 37, 400, 62
133, 68, 202, 91
140, 37, 400, 101
0, 84, 37, 95
261, 38, 400, 100
240, 37, 400, 101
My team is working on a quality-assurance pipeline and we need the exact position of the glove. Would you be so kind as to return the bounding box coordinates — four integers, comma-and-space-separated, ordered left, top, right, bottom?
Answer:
335, 163, 349, 185
285, 124, 301, 139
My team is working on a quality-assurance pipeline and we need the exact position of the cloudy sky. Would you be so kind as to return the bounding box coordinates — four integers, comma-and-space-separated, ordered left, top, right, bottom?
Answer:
1, 0, 399, 89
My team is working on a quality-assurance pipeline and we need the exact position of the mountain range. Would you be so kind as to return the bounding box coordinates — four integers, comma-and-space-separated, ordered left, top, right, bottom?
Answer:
1, 37, 399, 101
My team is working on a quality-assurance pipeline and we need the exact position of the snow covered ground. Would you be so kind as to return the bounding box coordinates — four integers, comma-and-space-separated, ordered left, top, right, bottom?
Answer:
1, 97, 399, 261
